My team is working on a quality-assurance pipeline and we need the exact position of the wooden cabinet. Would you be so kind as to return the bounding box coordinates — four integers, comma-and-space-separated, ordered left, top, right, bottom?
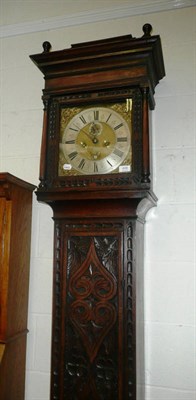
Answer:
0, 173, 35, 400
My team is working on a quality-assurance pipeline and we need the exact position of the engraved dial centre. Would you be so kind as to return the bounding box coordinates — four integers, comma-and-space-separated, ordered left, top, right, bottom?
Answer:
76, 122, 116, 161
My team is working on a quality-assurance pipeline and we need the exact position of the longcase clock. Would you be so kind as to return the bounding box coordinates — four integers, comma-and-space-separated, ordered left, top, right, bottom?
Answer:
30, 24, 165, 400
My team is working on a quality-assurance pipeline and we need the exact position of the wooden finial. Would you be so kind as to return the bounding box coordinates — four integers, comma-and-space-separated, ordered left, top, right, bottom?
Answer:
42, 41, 52, 53
142, 24, 153, 37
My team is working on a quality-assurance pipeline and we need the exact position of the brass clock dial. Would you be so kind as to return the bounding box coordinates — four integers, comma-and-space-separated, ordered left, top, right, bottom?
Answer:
58, 101, 132, 176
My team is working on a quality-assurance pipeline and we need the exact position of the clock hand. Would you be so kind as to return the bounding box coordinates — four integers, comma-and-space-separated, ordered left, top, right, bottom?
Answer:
89, 122, 101, 135
80, 127, 99, 144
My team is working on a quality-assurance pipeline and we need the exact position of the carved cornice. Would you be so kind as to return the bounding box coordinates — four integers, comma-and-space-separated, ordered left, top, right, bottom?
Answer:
0, 1, 195, 38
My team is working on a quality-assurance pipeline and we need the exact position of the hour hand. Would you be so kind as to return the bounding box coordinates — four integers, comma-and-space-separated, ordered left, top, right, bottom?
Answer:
80, 128, 99, 144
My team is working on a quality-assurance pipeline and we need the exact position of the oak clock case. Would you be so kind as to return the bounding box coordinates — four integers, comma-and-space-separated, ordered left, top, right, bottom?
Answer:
30, 24, 165, 400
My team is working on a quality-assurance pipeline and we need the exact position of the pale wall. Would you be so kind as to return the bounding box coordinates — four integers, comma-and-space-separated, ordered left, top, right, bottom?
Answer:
0, 4, 195, 400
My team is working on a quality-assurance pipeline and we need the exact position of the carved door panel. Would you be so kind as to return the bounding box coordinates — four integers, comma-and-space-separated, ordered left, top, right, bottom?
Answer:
51, 219, 136, 400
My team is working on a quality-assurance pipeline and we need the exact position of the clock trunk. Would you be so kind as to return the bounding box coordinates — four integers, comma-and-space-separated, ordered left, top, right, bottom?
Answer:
49, 197, 153, 400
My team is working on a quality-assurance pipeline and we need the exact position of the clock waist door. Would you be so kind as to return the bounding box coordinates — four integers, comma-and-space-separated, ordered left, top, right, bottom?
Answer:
50, 217, 138, 400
